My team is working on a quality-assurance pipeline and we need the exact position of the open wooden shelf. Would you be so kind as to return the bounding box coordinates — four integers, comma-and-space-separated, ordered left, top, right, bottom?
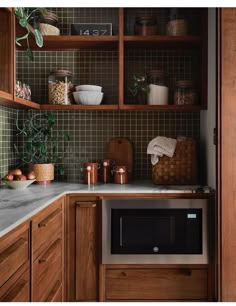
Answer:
40, 104, 118, 110
13, 97, 40, 109
120, 104, 206, 111
0, 93, 40, 109
16, 35, 119, 51
124, 35, 202, 48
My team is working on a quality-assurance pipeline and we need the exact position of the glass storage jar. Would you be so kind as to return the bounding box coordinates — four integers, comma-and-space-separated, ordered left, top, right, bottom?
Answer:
147, 69, 169, 105
134, 16, 157, 36
48, 69, 74, 105
174, 80, 197, 105
166, 9, 188, 36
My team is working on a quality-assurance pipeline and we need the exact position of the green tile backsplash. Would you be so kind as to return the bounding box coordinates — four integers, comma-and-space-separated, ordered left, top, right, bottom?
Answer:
16, 110, 200, 183
0, 106, 18, 180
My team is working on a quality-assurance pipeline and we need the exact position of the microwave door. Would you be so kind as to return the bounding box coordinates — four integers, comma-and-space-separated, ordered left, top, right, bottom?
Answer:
111, 209, 202, 255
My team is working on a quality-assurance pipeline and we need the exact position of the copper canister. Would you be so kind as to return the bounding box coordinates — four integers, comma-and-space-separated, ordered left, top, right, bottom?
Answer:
113, 165, 128, 184
101, 159, 112, 183
84, 162, 99, 185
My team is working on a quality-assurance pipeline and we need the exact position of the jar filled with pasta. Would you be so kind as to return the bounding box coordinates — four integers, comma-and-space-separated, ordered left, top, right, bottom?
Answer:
48, 70, 74, 105
174, 80, 198, 105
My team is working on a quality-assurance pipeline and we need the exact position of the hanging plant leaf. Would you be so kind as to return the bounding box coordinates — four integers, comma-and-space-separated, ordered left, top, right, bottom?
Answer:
19, 18, 28, 28
47, 112, 56, 124
34, 29, 43, 48
15, 33, 29, 46
26, 48, 33, 61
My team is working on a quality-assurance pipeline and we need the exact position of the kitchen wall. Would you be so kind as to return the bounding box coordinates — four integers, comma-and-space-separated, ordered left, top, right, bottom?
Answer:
0, 106, 18, 179
16, 110, 200, 182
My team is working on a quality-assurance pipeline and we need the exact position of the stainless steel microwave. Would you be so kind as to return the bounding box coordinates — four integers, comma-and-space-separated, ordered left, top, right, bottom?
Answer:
102, 198, 208, 264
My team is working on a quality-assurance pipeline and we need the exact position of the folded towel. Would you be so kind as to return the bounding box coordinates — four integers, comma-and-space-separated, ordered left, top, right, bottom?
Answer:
147, 136, 177, 165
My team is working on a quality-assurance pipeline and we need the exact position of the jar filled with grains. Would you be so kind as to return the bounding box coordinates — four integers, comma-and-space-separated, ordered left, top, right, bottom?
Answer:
174, 80, 198, 105
48, 70, 74, 105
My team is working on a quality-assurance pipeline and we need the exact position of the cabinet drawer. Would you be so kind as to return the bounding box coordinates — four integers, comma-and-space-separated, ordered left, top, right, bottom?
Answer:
32, 199, 62, 254
106, 268, 208, 301
33, 234, 62, 302
0, 230, 28, 287
0, 269, 29, 302
44, 280, 62, 302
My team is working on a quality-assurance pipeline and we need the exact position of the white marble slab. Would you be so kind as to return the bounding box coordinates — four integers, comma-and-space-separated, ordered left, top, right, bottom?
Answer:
0, 181, 199, 238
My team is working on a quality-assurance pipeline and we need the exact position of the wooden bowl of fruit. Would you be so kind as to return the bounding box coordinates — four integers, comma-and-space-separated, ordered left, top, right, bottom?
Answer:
2, 169, 36, 190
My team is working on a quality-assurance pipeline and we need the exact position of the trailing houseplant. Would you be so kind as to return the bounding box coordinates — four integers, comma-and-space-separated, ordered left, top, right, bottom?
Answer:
129, 74, 150, 104
15, 7, 45, 61
14, 110, 70, 184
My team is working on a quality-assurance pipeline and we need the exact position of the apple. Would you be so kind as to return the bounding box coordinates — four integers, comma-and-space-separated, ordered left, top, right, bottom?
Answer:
16, 175, 27, 181
27, 171, 36, 180
11, 169, 22, 176
3, 174, 14, 181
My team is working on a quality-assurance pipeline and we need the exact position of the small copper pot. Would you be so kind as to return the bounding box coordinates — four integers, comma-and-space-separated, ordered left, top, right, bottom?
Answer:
83, 162, 99, 185
113, 165, 128, 184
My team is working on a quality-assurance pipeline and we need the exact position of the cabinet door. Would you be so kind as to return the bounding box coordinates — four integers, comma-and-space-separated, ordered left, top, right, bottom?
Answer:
75, 200, 98, 301
0, 8, 14, 100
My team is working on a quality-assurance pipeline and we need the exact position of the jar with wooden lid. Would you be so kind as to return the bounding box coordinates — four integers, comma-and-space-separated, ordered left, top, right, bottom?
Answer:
48, 69, 74, 105
174, 80, 197, 105
147, 69, 169, 105
134, 16, 157, 36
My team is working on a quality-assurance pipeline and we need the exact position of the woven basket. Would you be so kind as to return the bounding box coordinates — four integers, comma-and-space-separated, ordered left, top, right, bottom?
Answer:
33, 163, 54, 184
152, 139, 198, 185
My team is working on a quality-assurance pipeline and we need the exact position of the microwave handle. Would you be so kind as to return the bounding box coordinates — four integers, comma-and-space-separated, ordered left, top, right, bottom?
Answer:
120, 217, 123, 247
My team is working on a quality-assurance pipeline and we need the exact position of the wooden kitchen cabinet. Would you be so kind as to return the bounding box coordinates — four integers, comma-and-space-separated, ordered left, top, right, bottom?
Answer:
65, 195, 99, 301
31, 197, 65, 302
0, 221, 30, 302
105, 266, 209, 301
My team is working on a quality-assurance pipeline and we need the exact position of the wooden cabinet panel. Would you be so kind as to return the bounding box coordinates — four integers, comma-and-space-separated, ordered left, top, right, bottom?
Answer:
106, 268, 208, 301
0, 229, 28, 287
0, 269, 29, 302
44, 280, 62, 302
75, 200, 98, 301
32, 232, 62, 302
32, 198, 63, 255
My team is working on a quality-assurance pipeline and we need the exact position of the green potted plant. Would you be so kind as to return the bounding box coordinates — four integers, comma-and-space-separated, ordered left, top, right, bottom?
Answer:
15, 7, 45, 61
129, 74, 150, 104
14, 110, 70, 184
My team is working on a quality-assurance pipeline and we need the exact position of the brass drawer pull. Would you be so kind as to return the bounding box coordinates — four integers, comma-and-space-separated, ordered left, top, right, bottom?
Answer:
0, 238, 27, 264
75, 201, 96, 208
38, 208, 61, 228
38, 239, 61, 263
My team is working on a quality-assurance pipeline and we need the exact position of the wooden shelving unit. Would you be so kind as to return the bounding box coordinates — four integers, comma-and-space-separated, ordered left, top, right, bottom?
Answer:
0, 8, 208, 111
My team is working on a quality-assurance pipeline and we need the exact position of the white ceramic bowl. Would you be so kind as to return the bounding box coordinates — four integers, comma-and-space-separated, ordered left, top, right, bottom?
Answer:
73, 91, 104, 105
75, 85, 102, 92
2, 179, 36, 190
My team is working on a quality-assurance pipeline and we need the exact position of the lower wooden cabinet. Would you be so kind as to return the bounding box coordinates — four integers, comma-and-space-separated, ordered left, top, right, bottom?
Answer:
0, 268, 30, 302
105, 267, 208, 301
32, 197, 65, 302
66, 196, 99, 301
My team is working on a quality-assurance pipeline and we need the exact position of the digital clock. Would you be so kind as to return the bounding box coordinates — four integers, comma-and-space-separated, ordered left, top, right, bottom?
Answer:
70, 23, 112, 36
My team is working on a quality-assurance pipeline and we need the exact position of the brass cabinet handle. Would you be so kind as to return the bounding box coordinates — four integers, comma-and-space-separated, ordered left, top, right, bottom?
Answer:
0, 238, 27, 264
38, 208, 61, 228
75, 201, 96, 208
38, 239, 61, 263
1, 279, 28, 302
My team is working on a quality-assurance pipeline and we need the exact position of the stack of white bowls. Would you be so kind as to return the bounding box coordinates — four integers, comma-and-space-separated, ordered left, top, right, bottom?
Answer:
73, 85, 104, 105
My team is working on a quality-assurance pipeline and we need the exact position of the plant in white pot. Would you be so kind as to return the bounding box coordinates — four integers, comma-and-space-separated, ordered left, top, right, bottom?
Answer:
14, 110, 70, 184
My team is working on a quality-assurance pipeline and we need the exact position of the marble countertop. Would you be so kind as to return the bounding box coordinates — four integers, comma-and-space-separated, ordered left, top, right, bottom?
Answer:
0, 181, 206, 238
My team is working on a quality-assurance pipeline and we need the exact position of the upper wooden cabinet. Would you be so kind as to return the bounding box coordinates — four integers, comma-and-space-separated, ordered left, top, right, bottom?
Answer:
12, 8, 208, 111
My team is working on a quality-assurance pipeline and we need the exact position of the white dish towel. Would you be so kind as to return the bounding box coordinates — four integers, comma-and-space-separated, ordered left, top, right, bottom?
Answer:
147, 136, 177, 165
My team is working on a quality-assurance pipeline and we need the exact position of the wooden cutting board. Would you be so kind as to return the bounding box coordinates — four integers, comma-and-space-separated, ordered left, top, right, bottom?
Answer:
107, 137, 133, 178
